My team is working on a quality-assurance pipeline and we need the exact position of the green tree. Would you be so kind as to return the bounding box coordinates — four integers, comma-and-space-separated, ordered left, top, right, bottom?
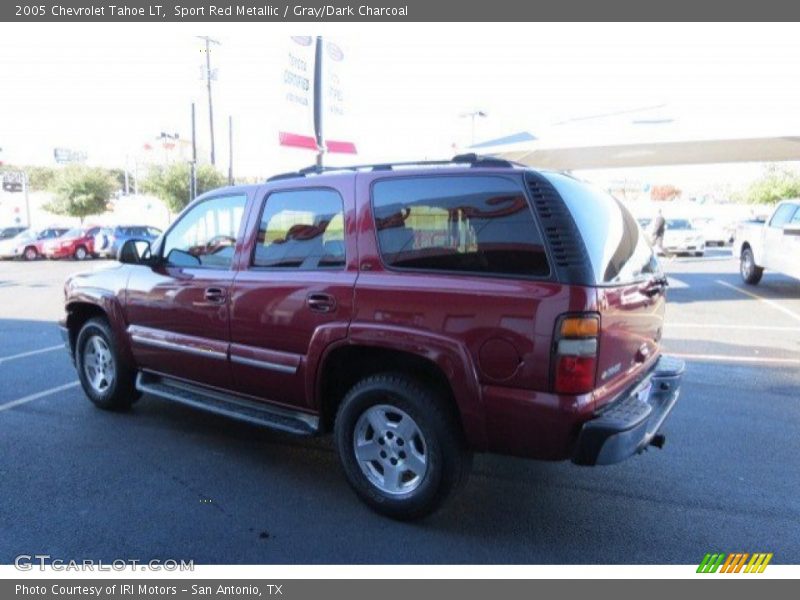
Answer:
25, 165, 58, 191
0, 164, 57, 191
142, 163, 226, 214
45, 165, 115, 223
742, 165, 800, 204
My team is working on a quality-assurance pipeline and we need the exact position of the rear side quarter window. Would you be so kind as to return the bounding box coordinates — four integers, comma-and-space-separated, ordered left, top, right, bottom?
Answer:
544, 173, 659, 285
371, 175, 550, 278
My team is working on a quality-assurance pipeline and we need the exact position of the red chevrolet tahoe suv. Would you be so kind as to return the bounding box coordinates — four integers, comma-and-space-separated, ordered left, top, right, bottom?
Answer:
60, 155, 684, 519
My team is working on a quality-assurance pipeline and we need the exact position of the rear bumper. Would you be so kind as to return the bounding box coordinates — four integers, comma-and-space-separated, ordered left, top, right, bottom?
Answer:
573, 355, 685, 466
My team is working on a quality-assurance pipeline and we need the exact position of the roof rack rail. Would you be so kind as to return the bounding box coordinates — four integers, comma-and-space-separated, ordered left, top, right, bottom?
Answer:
266, 153, 518, 182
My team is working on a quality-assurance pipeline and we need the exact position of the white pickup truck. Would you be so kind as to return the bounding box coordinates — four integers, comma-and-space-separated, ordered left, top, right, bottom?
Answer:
734, 199, 800, 285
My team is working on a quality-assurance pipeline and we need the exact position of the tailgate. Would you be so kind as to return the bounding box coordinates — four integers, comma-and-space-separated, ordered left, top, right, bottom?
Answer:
594, 277, 666, 409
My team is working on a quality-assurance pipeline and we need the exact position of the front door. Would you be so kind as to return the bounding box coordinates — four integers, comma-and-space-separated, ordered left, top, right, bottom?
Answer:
781, 205, 800, 279
764, 203, 796, 272
229, 187, 357, 410
125, 193, 248, 390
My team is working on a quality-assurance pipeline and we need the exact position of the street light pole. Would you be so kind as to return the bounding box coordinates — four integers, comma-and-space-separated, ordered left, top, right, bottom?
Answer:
460, 110, 488, 146
197, 35, 221, 166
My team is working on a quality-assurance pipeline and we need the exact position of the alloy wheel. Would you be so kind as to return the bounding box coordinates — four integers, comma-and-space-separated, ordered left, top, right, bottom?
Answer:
83, 335, 115, 394
353, 404, 428, 495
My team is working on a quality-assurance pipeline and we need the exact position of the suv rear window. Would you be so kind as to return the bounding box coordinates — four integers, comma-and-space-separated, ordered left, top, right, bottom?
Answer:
544, 173, 659, 285
372, 175, 549, 277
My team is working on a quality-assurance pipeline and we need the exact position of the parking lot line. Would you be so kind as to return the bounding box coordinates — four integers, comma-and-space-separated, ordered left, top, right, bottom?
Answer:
671, 352, 800, 366
716, 280, 800, 324
0, 381, 79, 413
0, 344, 65, 365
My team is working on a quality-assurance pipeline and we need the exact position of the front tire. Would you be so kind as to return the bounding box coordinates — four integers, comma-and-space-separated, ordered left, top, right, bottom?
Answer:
740, 247, 763, 285
23, 246, 38, 261
334, 373, 471, 520
75, 318, 139, 410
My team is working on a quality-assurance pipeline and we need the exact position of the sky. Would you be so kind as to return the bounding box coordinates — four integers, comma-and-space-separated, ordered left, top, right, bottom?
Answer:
2, 22, 800, 194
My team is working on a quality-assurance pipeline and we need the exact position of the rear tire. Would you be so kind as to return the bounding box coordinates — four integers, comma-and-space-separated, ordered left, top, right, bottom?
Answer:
740, 247, 763, 285
75, 317, 139, 410
334, 373, 471, 520
23, 246, 37, 261
74, 245, 88, 260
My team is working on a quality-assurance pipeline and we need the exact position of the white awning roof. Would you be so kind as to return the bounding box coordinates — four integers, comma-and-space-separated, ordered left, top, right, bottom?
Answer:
491, 136, 800, 170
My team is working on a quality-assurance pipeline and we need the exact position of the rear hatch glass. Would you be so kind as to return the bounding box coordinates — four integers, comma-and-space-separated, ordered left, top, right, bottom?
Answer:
543, 173, 665, 403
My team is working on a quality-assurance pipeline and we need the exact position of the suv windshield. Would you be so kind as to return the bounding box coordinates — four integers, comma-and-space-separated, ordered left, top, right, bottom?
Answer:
543, 173, 660, 285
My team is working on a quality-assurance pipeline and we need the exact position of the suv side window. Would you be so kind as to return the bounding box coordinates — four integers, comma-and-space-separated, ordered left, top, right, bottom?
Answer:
372, 176, 549, 277
252, 189, 345, 269
769, 203, 798, 228
163, 194, 247, 269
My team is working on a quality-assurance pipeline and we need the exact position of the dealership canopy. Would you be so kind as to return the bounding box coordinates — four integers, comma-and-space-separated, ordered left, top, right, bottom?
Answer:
473, 107, 800, 170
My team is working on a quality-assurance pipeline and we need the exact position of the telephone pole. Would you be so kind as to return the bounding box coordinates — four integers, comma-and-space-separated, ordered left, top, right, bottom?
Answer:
197, 35, 220, 166
190, 102, 198, 202
227, 115, 233, 185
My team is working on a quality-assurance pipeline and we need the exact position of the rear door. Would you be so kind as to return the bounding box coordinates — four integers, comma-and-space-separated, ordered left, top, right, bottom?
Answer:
228, 185, 357, 411
544, 173, 665, 406
125, 193, 248, 390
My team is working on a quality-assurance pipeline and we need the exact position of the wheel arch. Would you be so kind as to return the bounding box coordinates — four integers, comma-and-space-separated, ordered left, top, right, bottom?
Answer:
65, 294, 133, 365
314, 332, 487, 451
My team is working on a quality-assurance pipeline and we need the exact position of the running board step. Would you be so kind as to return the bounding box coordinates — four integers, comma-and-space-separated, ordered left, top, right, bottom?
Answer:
136, 372, 319, 435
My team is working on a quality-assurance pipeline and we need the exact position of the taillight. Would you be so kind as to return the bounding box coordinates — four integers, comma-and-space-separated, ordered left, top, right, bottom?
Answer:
553, 314, 599, 394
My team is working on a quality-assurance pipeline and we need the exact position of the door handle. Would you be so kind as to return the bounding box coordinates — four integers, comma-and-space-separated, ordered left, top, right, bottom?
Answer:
204, 287, 227, 304
307, 292, 336, 313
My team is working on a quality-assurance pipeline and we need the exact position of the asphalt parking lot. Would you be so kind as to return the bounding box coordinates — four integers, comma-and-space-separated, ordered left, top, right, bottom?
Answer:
0, 250, 798, 565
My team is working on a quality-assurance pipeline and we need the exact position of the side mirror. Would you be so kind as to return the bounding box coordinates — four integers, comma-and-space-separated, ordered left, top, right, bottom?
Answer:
118, 239, 152, 264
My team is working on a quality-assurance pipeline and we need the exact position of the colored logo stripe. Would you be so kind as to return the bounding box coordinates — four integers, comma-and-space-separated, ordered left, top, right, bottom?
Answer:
697, 552, 773, 573
697, 553, 725, 573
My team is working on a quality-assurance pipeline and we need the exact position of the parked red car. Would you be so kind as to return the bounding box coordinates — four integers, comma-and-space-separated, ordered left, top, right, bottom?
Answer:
43, 226, 100, 260
60, 155, 684, 519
